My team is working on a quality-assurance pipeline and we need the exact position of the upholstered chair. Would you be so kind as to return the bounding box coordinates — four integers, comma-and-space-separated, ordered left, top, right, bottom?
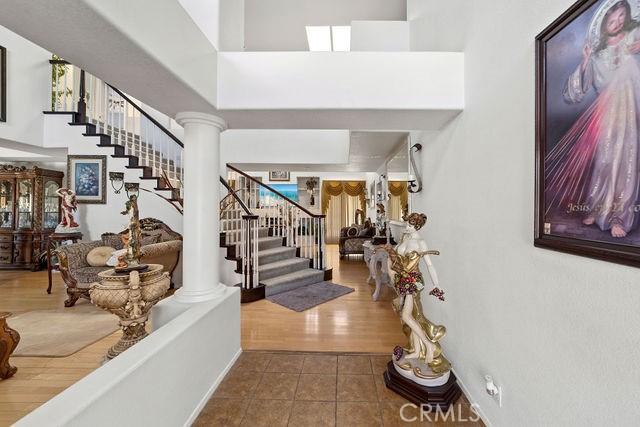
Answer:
56, 218, 182, 307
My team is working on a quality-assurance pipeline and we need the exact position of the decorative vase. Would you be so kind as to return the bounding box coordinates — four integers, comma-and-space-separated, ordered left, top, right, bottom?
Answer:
0, 312, 19, 380
90, 264, 169, 360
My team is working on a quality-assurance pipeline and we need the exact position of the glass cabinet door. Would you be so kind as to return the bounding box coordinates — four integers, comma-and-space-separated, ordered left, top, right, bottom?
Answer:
0, 180, 13, 228
44, 181, 60, 229
17, 179, 33, 229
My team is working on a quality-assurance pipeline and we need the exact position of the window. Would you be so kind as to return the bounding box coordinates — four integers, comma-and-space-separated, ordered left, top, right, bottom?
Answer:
305, 26, 351, 52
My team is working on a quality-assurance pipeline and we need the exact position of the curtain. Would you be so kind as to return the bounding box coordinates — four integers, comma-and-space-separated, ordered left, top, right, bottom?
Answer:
388, 181, 408, 221
321, 181, 366, 214
325, 192, 361, 244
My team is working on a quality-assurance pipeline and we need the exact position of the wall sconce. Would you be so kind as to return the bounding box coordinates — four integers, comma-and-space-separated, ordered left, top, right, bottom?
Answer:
124, 182, 140, 198
109, 172, 125, 194
408, 143, 423, 193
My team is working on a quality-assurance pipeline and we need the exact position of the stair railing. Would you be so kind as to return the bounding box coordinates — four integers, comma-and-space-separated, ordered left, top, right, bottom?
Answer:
220, 177, 259, 289
49, 59, 184, 193
226, 164, 326, 271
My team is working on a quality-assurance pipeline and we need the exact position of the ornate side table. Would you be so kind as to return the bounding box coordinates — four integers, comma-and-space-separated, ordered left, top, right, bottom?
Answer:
46, 232, 82, 294
0, 312, 20, 380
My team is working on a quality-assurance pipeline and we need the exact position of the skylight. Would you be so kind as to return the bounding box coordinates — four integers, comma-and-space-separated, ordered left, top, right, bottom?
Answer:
306, 26, 351, 52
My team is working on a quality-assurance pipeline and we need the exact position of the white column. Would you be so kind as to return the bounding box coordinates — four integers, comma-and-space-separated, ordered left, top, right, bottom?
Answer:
174, 112, 227, 303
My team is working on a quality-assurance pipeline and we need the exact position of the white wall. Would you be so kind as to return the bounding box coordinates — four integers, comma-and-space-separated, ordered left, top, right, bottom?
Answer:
244, 0, 406, 51
220, 0, 245, 51
217, 51, 464, 110
411, 1, 640, 425
221, 129, 350, 169
350, 21, 409, 51
178, 0, 220, 50
0, 25, 50, 147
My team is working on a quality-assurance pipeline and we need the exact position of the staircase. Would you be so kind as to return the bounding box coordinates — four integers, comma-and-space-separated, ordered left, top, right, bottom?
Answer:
49, 59, 330, 303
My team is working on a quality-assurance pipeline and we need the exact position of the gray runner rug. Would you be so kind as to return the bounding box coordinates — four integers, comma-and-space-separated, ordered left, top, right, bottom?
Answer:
267, 281, 355, 312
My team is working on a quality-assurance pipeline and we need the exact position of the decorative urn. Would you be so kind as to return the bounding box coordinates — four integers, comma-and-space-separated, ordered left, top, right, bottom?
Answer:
90, 264, 169, 360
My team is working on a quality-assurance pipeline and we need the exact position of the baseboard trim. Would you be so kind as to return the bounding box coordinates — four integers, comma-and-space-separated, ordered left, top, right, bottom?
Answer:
451, 367, 493, 427
183, 347, 242, 427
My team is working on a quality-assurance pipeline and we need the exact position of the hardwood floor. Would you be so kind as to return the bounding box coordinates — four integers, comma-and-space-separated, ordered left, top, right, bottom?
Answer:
0, 245, 403, 425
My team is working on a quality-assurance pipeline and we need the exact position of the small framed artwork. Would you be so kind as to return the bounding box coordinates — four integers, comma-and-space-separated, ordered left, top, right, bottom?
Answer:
269, 170, 290, 182
1, 46, 6, 122
67, 155, 107, 204
535, 0, 640, 266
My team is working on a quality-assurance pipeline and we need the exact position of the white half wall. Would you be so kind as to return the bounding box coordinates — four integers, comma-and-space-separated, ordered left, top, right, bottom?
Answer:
0, 25, 50, 147
411, 0, 640, 425
217, 52, 464, 111
16, 288, 241, 427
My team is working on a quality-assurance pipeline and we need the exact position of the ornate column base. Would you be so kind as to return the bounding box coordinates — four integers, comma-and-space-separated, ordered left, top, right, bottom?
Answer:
0, 313, 20, 380
106, 321, 148, 360
383, 361, 462, 411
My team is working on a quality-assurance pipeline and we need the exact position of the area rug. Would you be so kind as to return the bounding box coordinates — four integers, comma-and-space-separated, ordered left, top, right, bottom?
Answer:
9, 305, 119, 357
267, 281, 354, 312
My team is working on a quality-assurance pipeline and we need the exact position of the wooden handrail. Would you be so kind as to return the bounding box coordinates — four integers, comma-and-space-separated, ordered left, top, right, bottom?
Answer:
219, 176, 253, 216
226, 164, 325, 218
49, 59, 184, 148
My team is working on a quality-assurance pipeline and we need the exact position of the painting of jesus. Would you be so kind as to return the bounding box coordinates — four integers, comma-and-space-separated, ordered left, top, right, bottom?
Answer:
537, 0, 640, 265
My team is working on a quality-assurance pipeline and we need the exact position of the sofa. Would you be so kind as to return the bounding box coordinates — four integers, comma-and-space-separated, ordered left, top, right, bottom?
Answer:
338, 222, 376, 259
56, 218, 182, 307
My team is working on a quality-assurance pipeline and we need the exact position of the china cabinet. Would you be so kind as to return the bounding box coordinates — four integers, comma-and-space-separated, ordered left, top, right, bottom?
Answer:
0, 165, 64, 270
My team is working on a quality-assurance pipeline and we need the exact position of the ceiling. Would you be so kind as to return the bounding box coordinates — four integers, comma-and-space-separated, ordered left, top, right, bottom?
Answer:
235, 131, 408, 173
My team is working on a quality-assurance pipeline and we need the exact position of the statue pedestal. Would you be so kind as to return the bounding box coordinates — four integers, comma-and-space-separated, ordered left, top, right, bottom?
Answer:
383, 361, 462, 411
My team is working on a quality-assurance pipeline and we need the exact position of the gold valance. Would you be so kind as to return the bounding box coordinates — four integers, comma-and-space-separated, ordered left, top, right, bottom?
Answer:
321, 180, 367, 214
389, 181, 408, 212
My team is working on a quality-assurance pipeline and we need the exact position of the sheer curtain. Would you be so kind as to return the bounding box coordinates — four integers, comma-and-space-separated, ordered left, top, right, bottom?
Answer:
388, 195, 403, 221
325, 193, 361, 244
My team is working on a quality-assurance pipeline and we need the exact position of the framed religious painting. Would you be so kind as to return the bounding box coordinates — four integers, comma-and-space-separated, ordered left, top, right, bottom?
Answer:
0, 46, 6, 122
67, 155, 107, 204
536, 0, 640, 266
269, 170, 290, 182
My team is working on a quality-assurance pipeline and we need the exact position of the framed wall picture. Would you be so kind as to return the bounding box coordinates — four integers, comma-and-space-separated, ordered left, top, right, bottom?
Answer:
67, 155, 107, 204
269, 170, 290, 182
536, 0, 640, 266
0, 46, 6, 122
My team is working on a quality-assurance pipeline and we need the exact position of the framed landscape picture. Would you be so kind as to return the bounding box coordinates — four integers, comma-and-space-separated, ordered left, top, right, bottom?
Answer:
67, 155, 107, 204
536, 0, 640, 266
269, 170, 290, 182
1, 46, 6, 122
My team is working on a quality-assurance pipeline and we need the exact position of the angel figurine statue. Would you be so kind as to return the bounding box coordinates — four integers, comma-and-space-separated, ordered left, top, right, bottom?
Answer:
379, 213, 451, 386
55, 188, 80, 233
116, 194, 147, 273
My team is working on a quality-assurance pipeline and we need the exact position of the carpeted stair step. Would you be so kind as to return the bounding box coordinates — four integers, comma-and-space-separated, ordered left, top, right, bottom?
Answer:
258, 236, 284, 250
258, 247, 297, 264
263, 268, 326, 297
258, 258, 310, 281
258, 227, 269, 238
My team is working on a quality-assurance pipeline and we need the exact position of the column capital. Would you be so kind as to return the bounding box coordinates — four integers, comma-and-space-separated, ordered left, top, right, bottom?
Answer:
175, 111, 227, 131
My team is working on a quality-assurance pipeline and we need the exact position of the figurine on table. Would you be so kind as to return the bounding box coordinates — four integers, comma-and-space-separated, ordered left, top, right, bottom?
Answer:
116, 194, 147, 273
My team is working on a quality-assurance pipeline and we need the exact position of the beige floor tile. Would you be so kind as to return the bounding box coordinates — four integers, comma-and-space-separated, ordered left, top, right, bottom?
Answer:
254, 372, 299, 400
214, 369, 262, 399
288, 401, 336, 427
373, 375, 407, 402
302, 354, 338, 374
233, 351, 274, 373
295, 373, 337, 401
265, 353, 305, 373
336, 374, 377, 402
370, 355, 391, 375
193, 398, 248, 426
338, 355, 373, 374
240, 399, 293, 427
336, 401, 382, 426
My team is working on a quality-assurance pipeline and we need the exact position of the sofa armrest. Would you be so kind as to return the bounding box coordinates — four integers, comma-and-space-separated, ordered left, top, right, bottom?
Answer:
140, 239, 182, 257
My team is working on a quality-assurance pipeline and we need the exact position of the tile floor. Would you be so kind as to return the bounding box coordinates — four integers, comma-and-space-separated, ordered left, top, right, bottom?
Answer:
194, 351, 485, 426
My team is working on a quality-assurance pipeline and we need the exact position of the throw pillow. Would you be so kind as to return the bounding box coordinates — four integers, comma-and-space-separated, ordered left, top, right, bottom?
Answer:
346, 226, 359, 237
86, 246, 116, 267
357, 228, 370, 237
